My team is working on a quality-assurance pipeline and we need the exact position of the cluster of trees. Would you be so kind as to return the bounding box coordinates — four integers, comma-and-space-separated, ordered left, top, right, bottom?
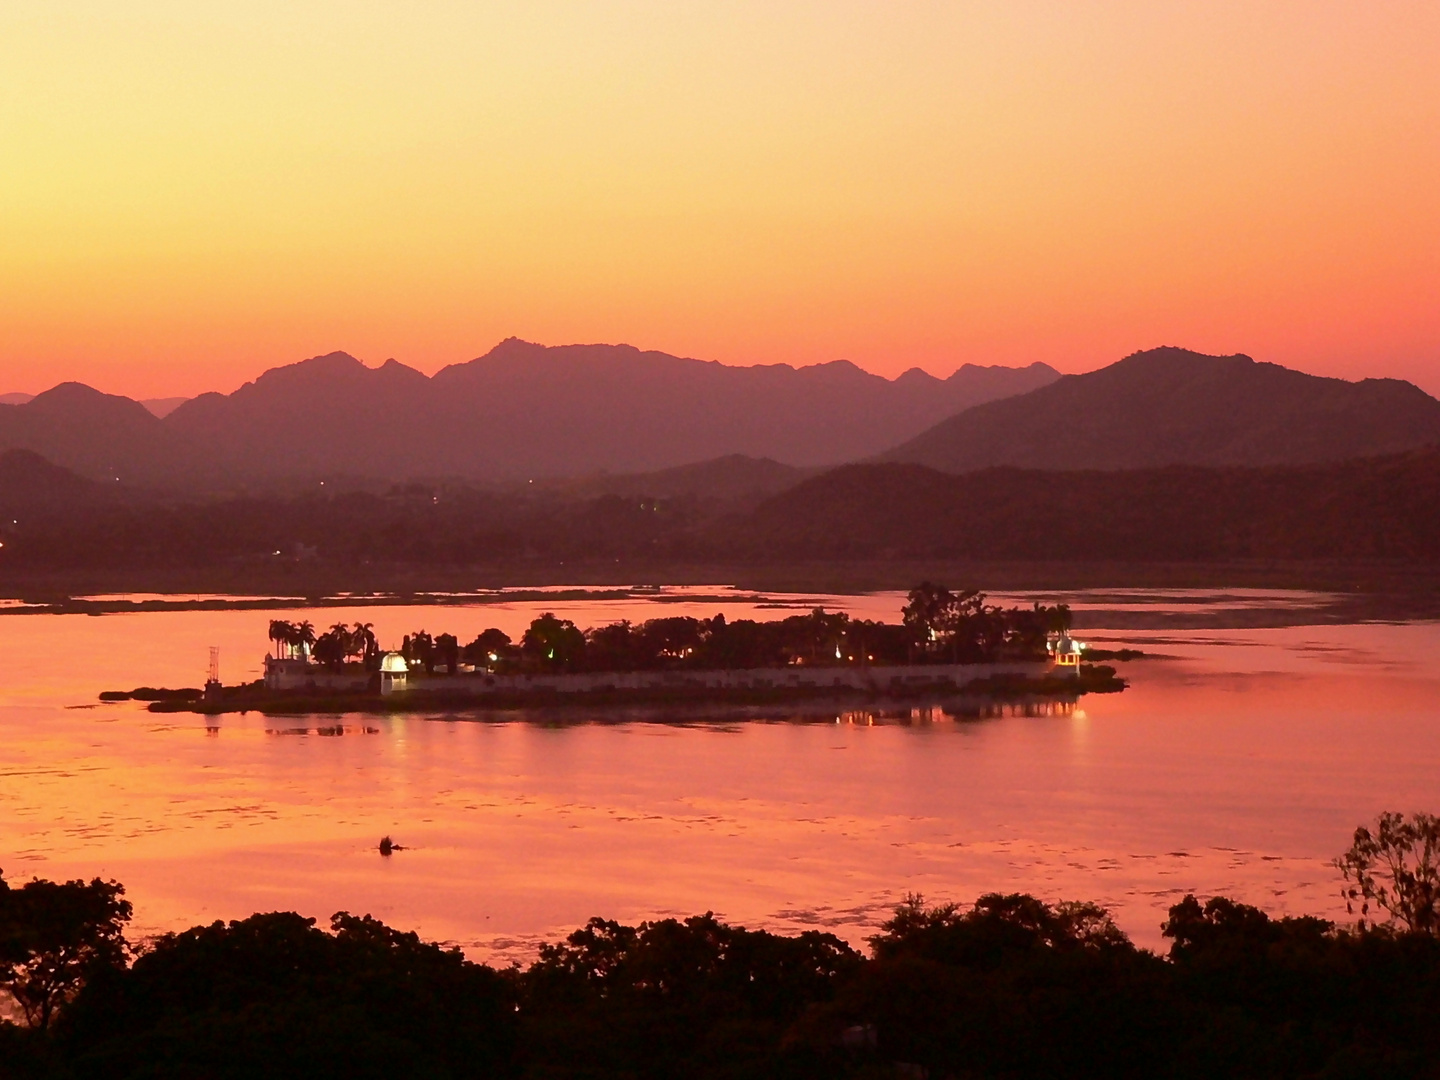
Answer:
268, 620, 380, 671
266, 619, 315, 657
900, 583, 1071, 661
2, 813, 1439, 1079
393, 586, 1073, 677
399, 631, 461, 675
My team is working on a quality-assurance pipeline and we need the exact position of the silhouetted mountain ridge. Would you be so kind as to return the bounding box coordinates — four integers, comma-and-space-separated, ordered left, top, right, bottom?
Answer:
880, 347, 1440, 471
410, 339, 1063, 477
0, 341, 1059, 487
6, 342, 1437, 490
0, 384, 189, 485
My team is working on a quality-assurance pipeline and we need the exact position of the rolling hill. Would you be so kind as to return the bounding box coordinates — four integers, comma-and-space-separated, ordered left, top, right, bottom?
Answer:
879, 347, 1440, 472
0, 384, 197, 487
0, 447, 101, 500
5, 447, 1440, 576
740, 452, 1440, 562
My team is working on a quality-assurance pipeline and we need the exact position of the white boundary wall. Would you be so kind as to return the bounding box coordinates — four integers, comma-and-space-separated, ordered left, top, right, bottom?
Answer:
410, 661, 1054, 696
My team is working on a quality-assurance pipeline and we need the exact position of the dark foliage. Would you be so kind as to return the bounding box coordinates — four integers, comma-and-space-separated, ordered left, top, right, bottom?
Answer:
3, 887, 1435, 1080
0, 887, 1434, 1080
520, 913, 860, 1079
53, 911, 516, 1080
797, 893, 1175, 1080
1160, 895, 1440, 1078
8, 814, 1440, 1080
422, 592, 1069, 676
1336, 811, 1440, 934
0, 870, 131, 1033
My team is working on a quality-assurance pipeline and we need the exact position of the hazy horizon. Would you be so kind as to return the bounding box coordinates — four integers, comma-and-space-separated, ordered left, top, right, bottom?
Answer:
3, 337, 1434, 404
3, 338, 1060, 401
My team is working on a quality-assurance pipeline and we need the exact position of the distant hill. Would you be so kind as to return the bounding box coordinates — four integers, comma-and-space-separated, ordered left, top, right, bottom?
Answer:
0, 384, 195, 487
157, 340, 1058, 484
1, 392, 187, 415
141, 396, 189, 418
740, 452, 1440, 561
6, 448, 1440, 575
879, 347, 1440, 472
0, 448, 103, 512
545, 455, 815, 503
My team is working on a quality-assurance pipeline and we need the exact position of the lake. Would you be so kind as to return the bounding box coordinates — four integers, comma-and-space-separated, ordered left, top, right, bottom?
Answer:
1, 586, 1436, 959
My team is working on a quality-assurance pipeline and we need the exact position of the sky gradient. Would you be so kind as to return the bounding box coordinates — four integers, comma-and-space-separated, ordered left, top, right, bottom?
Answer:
2, 1, 1438, 397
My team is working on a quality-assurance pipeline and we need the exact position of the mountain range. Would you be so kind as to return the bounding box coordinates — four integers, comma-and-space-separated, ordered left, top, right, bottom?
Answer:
881, 347, 1440, 471
0, 340, 1058, 488
1, 341, 1437, 492
0, 392, 188, 417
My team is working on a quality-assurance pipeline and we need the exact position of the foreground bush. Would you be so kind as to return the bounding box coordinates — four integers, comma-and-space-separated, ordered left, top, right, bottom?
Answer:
4, 856, 1440, 1078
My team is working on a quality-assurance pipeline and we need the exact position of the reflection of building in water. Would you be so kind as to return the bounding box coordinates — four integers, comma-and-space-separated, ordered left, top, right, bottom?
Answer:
837, 699, 1076, 725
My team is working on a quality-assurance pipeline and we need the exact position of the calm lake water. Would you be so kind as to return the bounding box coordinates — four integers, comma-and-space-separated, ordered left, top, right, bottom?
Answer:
1, 587, 1436, 958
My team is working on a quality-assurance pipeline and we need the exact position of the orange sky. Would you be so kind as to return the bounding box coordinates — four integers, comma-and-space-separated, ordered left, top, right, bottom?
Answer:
2, 1, 1438, 398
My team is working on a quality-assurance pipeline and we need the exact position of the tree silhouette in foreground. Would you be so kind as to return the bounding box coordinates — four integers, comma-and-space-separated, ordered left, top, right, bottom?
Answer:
1336, 810, 1440, 934
4, 815, 1440, 1078
0, 870, 131, 1033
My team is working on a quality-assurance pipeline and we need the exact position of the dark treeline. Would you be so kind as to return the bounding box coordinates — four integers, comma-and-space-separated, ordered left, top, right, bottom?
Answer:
275, 586, 1073, 675
0, 479, 705, 570
4, 446, 1440, 575
3, 814, 1439, 1079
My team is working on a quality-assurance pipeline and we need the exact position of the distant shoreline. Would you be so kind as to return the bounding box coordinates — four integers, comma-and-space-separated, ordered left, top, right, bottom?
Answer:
5, 558, 1438, 620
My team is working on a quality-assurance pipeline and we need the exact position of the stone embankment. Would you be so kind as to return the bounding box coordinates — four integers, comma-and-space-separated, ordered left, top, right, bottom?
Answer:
133, 659, 1126, 715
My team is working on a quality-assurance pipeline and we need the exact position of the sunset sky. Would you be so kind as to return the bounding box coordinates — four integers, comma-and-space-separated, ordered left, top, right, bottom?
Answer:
2, 1, 1437, 398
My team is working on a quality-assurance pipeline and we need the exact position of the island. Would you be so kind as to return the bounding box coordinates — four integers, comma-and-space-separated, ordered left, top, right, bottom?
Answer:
115, 585, 1129, 715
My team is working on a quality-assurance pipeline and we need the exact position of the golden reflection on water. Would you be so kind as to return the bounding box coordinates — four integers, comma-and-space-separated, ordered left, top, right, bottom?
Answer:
1, 593, 1438, 960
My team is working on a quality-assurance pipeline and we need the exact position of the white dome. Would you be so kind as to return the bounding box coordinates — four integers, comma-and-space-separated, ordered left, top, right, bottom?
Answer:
380, 652, 409, 673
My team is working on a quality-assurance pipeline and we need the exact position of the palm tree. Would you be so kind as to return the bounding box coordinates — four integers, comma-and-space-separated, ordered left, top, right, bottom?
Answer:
354, 623, 378, 667
294, 621, 317, 659
327, 623, 355, 664
267, 620, 294, 659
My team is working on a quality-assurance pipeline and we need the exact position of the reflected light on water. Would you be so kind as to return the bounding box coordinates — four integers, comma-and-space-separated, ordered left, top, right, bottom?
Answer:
0, 589, 1437, 961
